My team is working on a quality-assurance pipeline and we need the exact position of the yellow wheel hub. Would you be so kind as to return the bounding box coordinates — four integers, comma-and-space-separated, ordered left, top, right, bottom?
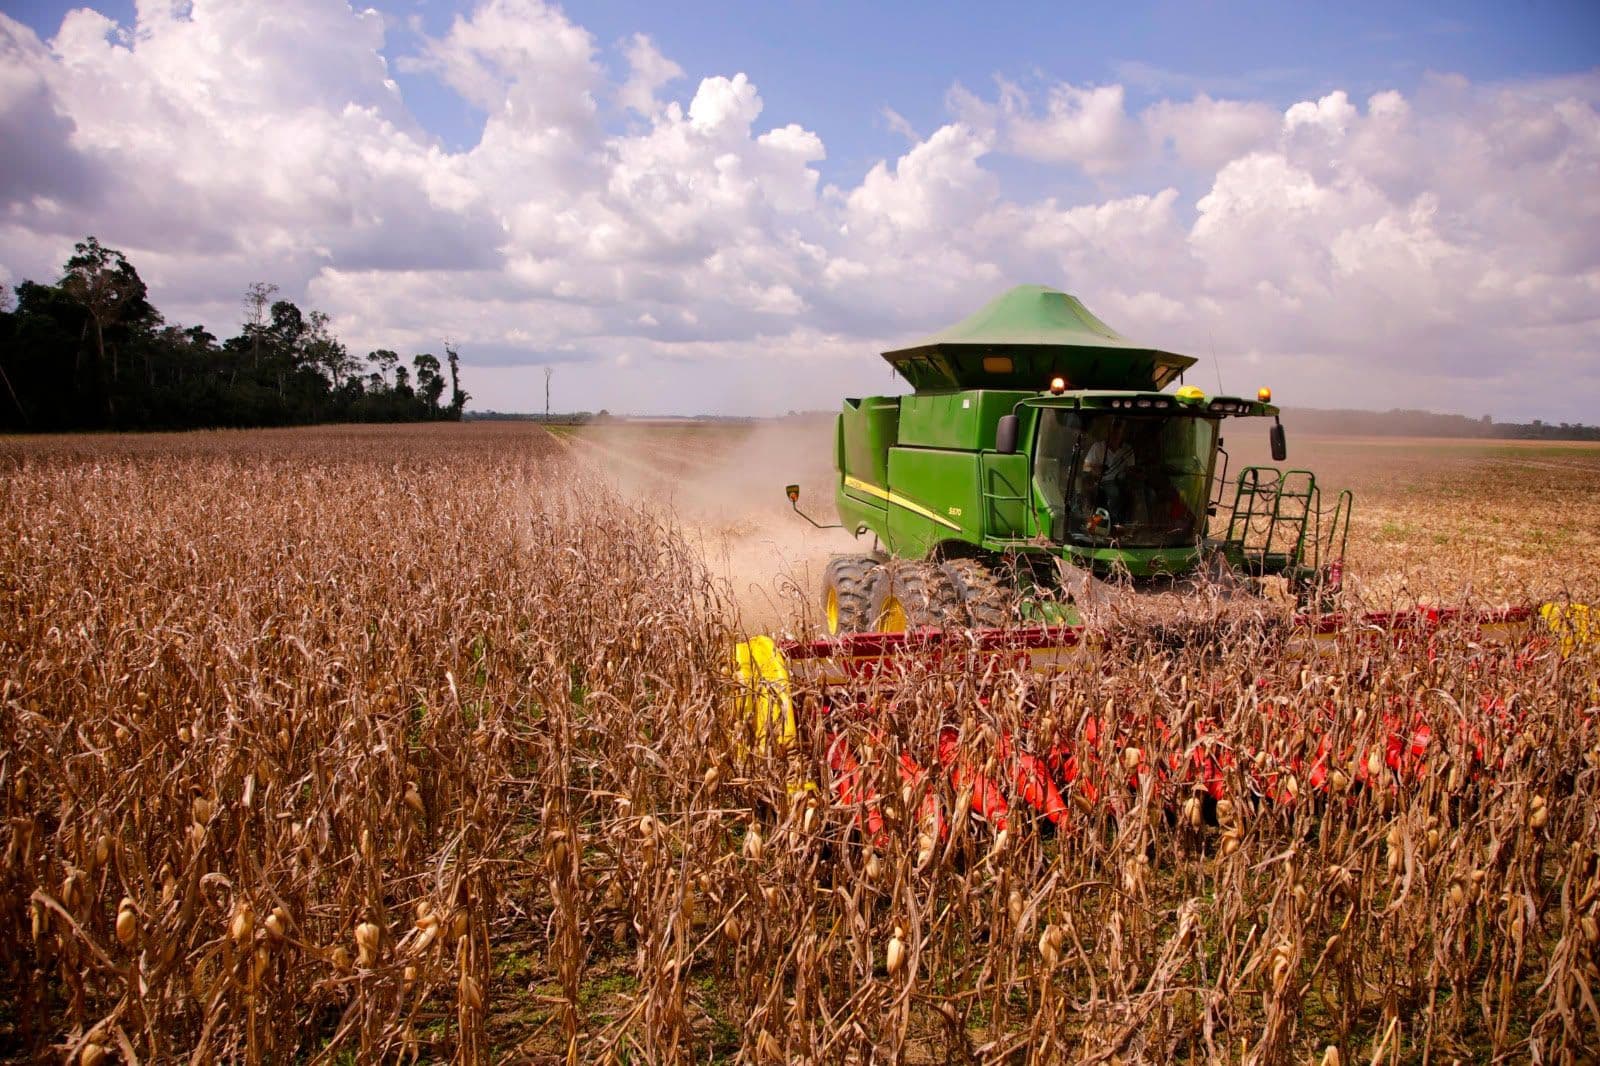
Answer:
826, 588, 840, 634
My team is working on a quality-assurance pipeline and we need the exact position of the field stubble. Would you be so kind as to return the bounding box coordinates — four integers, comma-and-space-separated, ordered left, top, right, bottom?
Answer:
0, 422, 1597, 1063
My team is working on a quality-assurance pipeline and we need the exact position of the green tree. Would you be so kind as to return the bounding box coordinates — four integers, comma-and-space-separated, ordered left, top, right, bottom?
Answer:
59, 237, 157, 416
368, 349, 400, 385
414, 352, 445, 412
445, 342, 468, 417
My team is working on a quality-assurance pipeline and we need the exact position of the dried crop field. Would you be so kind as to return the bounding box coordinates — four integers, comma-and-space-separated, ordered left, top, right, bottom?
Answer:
1, 422, 1598, 1064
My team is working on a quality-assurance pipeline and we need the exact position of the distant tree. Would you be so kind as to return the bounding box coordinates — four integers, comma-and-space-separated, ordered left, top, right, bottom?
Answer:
303, 310, 356, 387
0, 238, 496, 432
242, 281, 279, 369
413, 353, 445, 412
59, 237, 157, 414
445, 342, 468, 417
368, 349, 400, 385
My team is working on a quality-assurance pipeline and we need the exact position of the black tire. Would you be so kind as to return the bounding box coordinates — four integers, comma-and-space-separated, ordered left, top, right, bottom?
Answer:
868, 561, 965, 632
821, 555, 881, 634
940, 557, 1015, 628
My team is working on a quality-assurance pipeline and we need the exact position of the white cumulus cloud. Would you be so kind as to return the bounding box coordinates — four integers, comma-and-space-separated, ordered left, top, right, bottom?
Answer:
0, 1, 1596, 421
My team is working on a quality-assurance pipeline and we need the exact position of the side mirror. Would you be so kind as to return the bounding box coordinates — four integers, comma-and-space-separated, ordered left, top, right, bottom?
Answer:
785, 484, 800, 503
1270, 422, 1287, 462
995, 414, 1019, 454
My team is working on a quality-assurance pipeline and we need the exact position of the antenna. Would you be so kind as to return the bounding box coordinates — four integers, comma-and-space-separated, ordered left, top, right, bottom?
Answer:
1209, 328, 1225, 396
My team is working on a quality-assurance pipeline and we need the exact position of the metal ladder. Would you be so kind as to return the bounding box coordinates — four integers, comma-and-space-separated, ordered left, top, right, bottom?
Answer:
1224, 466, 1351, 582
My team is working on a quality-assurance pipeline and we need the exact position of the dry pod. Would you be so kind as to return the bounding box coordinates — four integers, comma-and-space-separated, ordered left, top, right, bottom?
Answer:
1038, 924, 1064, 968
886, 925, 906, 975
988, 828, 1009, 858
230, 903, 254, 945
1271, 953, 1292, 992
355, 921, 380, 966
116, 898, 138, 946
80, 1044, 111, 1066
915, 831, 936, 869
265, 907, 289, 940
742, 824, 763, 862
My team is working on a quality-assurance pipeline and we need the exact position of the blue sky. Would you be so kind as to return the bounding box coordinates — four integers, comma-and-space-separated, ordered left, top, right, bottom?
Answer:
8, 1, 1591, 173
1, 0, 1598, 419
9, 0, 1595, 174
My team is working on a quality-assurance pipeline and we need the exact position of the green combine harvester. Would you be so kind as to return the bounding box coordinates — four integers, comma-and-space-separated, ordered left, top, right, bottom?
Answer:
786, 284, 1352, 633
739, 283, 1587, 837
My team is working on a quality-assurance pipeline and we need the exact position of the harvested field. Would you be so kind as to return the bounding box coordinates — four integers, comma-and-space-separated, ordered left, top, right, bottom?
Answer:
1, 422, 1598, 1063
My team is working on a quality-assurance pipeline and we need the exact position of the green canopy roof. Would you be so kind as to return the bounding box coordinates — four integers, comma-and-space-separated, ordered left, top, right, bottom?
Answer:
882, 285, 1197, 393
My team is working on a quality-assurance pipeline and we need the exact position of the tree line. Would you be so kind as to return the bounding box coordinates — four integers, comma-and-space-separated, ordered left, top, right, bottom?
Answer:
0, 237, 467, 432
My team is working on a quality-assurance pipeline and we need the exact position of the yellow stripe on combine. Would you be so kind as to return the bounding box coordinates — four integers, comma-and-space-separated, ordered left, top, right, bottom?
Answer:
843, 475, 963, 531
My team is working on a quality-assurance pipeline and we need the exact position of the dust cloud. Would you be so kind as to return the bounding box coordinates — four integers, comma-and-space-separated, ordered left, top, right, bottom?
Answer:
554, 418, 860, 637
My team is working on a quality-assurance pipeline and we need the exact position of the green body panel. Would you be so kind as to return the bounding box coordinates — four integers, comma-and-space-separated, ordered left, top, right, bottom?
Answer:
838, 396, 899, 487
1055, 544, 1202, 578
884, 448, 979, 558
978, 451, 1030, 537
897, 390, 1030, 450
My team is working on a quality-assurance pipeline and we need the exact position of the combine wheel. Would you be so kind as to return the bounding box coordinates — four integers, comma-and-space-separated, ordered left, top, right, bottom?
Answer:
821, 555, 882, 634
941, 557, 1014, 628
868, 561, 964, 632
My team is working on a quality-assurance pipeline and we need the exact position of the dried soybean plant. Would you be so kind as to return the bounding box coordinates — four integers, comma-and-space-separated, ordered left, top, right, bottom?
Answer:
1, 424, 1598, 1064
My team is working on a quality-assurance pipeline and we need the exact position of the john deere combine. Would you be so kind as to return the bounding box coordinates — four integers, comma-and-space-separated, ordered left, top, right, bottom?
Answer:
734, 285, 1590, 836
787, 284, 1348, 633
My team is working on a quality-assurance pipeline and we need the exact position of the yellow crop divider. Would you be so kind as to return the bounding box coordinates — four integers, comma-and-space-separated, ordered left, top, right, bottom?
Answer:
733, 635, 797, 754
1541, 602, 1594, 657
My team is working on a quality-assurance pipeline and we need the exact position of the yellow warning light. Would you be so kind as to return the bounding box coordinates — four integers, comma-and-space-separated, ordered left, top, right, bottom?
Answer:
1258, 386, 1272, 403
1048, 376, 1067, 395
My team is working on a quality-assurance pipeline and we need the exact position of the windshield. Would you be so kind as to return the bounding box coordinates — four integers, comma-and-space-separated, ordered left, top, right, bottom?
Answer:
1034, 409, 1217, 549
